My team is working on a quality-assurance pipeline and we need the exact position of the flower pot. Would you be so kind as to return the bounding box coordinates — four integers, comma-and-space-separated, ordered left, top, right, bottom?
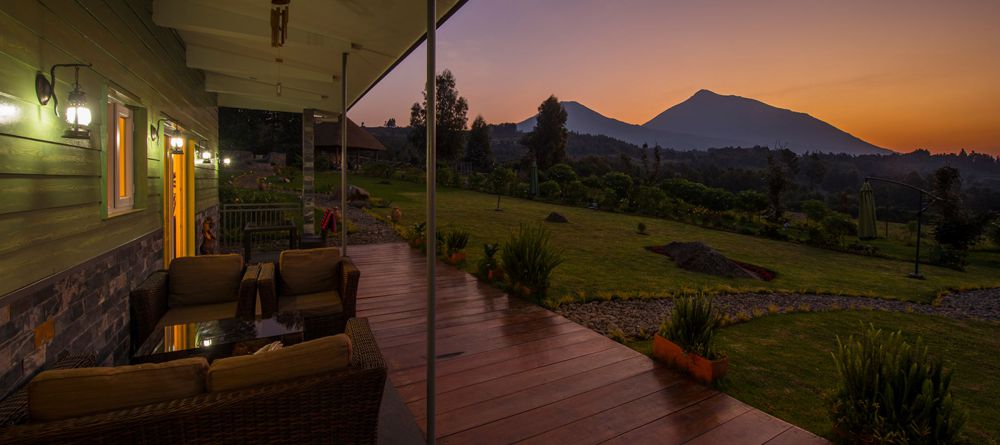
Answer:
447, 252, 466, 265
487, 268, 504, 281
652, 335, 690, 370
687, 353, 728, 384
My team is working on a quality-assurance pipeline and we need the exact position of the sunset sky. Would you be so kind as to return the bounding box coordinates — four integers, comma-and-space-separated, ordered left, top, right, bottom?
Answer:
351, 0, 1000, 155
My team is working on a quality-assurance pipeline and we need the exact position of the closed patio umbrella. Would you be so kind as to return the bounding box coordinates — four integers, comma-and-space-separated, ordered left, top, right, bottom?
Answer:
858, 181, 877, 240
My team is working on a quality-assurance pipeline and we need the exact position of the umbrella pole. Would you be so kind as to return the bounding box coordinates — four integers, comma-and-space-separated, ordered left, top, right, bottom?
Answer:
911, 192, 924, 279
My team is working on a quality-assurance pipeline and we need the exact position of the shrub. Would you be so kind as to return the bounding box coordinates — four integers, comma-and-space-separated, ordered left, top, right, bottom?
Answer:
931, 246, 968, 271
443, 229, 470, 255
829, 323, 966, 444
361, 161, 394, 178
546, 163, 578, 185
660, 295, 722, 359
539, 180, 562, 198
637, 222, 647, 234
500, 224, 564, 302
561, 180, 588, 204
988, 219, 1000, 248
801, 199, 830, 222
634, 185, 667, 215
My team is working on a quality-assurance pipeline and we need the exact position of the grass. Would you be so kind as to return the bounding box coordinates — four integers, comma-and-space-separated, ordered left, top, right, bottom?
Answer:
304, 172, 1000, 304
625, 311, 999, 444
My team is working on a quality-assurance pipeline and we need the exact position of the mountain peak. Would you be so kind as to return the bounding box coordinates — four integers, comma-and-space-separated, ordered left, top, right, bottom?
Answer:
691, 89, 721, 98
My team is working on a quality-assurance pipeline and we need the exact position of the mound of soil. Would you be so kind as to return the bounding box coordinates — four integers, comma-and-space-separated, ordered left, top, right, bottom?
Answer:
545, 212, 569, 223
645, 241, 776, 281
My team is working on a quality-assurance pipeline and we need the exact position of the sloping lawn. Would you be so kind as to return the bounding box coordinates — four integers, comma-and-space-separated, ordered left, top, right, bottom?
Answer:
323, 174, 1000, 304
710, 311, 1000, 444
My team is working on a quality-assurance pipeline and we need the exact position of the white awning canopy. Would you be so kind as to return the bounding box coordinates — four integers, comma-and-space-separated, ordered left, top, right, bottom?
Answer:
153, 0, 464, 113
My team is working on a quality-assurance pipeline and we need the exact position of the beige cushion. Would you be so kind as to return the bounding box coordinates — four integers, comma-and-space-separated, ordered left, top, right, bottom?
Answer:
169, 254, 244, 307
278, 290, 343, 314
28, 357, 208, 421
207, 334, 352, 392
278, 248, 340, 296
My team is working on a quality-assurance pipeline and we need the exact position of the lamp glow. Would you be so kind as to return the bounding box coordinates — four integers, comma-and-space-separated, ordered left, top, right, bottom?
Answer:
223, 157, 232, 166
201, 150, 211, 160
170, 134, 184, 149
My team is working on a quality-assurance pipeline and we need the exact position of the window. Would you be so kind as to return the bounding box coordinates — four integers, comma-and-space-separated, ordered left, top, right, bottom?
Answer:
107, 101, 134, 212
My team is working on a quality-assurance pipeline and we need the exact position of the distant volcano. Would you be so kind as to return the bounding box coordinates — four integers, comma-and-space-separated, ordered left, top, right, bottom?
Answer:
517, 90, 890, 155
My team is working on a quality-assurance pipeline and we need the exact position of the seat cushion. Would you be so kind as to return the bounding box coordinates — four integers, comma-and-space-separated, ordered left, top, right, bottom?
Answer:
278, 289, 343, 314
206, 334, 352, 392
168, 254, 244, 307
278, 247, 340, 296
28, 357, 208, 421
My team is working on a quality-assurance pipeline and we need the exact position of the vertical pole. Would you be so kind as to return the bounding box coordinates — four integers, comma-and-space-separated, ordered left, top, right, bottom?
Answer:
913, 192, 923, 278
425, 0, 437, 442
302, 109, 316, 236
341, 52, 349, 255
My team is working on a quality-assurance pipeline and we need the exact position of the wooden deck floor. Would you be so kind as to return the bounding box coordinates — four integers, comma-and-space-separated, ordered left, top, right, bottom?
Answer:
352, 243, 827, 445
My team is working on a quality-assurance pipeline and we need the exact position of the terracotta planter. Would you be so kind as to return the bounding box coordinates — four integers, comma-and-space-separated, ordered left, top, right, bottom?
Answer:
652, 335, 690, 370
652, 335, 728, 384
487, 268, 504, 281
687, 353, 728, 384
447, 252, 466, 265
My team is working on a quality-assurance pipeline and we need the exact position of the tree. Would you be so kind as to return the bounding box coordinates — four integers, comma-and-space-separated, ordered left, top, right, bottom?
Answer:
653, 144, 662, 181
801, 199, 830, 222
931, 166, 984, 251
384, 117, 397, 128
736, 190, 768, 219
407, 69, 469, 161
765, 153, 790, 222
523, 95, 567, 170
464, 115, 493, 171
602, 171, 633, 202
546, 163, 577, 185
640, 143, 650, 181
488, 167, 516, 211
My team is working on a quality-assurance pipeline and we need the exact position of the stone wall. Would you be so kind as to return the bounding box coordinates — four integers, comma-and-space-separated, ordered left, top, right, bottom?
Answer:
0, 230, 163, 400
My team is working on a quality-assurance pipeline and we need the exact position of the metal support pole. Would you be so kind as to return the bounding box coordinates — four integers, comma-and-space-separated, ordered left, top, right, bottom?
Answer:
425, 0, 437, 442
912, 193, 924, 279
341, 52, 349, 256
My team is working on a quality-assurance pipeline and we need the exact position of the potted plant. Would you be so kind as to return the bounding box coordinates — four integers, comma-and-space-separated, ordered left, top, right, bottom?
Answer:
653, 294, 728, 384
500, 224, 563, 303
443, 229, 470, 266
407, 222, 426, 250
476, 243, 503, 281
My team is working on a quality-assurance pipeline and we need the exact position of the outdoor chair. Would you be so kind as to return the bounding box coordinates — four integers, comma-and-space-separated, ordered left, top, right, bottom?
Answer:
258, 247, 360, 338
0, 318, 387, 445
130, 254, 259, 353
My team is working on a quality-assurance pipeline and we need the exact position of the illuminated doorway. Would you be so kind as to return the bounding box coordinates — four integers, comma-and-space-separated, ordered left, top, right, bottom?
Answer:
164, 135, 195, 265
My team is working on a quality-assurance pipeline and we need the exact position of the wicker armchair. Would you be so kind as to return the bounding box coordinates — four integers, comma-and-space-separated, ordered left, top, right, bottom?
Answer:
258, 253, 360, 338
0, 318, 387, 445
130, 258, 259, 354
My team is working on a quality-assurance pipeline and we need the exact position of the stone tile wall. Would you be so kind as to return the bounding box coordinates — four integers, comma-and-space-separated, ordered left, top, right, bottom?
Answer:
0, 231, 163, 400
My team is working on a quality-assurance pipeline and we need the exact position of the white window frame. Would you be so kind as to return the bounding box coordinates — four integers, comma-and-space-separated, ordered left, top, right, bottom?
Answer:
107, 100, 134, 213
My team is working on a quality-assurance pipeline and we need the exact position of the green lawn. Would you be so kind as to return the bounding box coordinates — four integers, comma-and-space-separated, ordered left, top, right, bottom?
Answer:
630, 311, 998, 444
307, 173, 1000, 304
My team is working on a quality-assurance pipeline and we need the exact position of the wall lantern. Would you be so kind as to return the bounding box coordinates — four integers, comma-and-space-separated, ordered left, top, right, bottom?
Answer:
198, 140, 213, 164
222, 157, 232, 167
35, 63, 93, 139
169, 131, 185, 155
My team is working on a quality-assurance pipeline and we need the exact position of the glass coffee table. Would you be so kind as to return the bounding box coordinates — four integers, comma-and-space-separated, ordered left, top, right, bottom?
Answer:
133, 312, 305, 364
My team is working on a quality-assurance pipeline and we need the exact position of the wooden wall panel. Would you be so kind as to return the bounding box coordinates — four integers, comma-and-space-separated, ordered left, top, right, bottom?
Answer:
0, 0, 218, 296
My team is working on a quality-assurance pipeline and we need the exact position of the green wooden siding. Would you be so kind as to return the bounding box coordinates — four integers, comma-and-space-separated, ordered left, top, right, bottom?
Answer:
0, 0, 219, 296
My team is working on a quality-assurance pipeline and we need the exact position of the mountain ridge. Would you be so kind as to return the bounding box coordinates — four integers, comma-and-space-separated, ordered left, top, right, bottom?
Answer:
517, 90, 890, 155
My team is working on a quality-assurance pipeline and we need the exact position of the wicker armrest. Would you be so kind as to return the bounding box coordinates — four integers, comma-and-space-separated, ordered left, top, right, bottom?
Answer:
236, 264, 261, 319
129, 271, 169, 354
0, 354, 96, 428
345, 318, 385, 371
258, 263, 278, 318
338, 257, 361, 319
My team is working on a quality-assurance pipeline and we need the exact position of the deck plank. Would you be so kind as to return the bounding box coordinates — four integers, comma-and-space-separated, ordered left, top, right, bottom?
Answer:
348, 243, 827, 445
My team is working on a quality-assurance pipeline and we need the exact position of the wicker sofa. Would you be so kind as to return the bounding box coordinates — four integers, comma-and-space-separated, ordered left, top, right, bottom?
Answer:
257, 247, 360, 338
130, 254, 259, 353
0, 318, 387, 445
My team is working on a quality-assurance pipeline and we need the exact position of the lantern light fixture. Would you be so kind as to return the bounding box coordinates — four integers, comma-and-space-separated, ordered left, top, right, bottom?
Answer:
222, 157, 232, 167
35, 63, 93, 139
169, 131, 185, 155
198, 140, 213, 164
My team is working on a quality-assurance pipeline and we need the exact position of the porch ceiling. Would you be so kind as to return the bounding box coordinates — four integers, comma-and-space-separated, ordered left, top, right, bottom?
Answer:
152, 0, 464, 113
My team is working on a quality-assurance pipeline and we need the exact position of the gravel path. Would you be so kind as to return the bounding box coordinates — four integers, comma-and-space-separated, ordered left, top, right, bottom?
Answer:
555, 289, 1000, 339
314, 196, 403, 246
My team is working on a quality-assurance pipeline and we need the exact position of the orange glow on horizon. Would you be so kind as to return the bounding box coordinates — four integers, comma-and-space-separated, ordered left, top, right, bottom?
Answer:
352, 0, 1000, 155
